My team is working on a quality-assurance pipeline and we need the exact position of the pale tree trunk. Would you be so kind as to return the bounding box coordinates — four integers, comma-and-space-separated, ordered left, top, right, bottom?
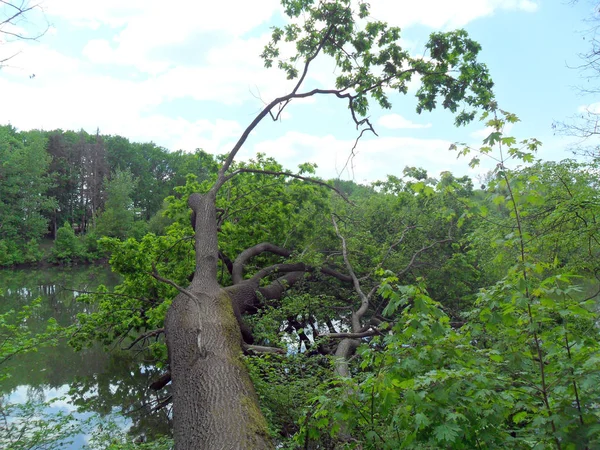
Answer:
164, 193, 273, 449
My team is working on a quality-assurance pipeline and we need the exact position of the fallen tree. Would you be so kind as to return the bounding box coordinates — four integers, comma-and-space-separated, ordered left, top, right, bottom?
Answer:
72, 1, 495, 448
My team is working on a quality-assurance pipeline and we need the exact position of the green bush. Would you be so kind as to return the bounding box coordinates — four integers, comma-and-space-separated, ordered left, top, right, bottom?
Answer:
49, 222, 88, 263
0, 239, 43, 266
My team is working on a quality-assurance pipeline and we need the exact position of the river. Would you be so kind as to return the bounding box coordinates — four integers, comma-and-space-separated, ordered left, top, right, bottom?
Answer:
0, 265, 171, 448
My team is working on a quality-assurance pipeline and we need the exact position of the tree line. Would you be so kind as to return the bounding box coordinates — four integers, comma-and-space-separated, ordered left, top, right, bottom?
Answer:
0, 124, 216, 266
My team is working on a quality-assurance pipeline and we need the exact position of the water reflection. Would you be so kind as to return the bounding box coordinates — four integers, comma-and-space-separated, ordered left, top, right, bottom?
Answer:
0, 265, 171, 447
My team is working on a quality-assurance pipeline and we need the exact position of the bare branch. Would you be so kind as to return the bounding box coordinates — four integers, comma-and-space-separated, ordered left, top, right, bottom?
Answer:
339, 123, 379, 177
151, 395, 173, 413
319, 329, 381, 339
332, 214, 370, 332
232, 243, 292, 284
0, 1, 48, 41
242, 343, 286, 355
360, 225, 417, 282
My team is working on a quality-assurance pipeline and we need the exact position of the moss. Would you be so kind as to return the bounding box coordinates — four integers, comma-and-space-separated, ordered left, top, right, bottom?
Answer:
241, 395, 273, 447
215, 290, 272, 447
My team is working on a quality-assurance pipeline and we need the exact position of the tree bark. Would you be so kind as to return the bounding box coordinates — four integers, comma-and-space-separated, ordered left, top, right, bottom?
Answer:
164, 193, 273, 449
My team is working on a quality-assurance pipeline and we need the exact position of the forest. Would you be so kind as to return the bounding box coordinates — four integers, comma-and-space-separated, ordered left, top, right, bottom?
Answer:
0, 125, 215, 266
1, 0, 599, 449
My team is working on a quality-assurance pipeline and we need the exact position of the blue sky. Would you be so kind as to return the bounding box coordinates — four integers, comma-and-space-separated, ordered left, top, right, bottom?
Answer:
0, 0, 597, 183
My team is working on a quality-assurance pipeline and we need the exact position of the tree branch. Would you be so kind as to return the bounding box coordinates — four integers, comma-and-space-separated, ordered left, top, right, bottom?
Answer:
320, 266, 353, 283
242, 343, 286, 355
360, 225, 417, 282
320, 329, 380, 339
250, 263, 307, 284
213, 21, 338, 189
232, 243, 292, 284
125, 328, 164, 351
150, 371, 172, 391
258, 271, 307, 301
218, 250, 234, 275
332, 214, 370, 332
151, 263, 198, 302
397, 238, 453, 277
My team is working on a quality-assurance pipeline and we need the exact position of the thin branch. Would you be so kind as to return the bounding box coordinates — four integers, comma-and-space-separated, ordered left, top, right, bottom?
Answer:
339, 124, 379, 177
397, 238, 453, 277
359, 225, 417, 282
124, 328, 164, 351
0, 1, 48, 42
151, 263, 197, 302
151, 395, 173, 413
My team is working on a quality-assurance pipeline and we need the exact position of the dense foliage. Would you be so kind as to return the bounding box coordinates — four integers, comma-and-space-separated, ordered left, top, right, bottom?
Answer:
56, 116, 599, 448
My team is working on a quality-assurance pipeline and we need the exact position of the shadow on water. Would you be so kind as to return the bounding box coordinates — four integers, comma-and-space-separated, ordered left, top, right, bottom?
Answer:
0, 265, 171, 446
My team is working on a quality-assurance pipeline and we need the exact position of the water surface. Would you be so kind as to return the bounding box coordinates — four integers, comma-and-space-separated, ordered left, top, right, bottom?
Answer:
0, 265, 171, 448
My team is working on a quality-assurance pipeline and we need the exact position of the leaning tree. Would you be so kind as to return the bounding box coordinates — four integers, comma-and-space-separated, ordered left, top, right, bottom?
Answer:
76, 1, 495, 448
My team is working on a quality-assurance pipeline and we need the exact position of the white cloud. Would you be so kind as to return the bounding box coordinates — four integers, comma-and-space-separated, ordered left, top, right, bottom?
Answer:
517, 1, 539, 13
0, 41, 80, 78
245, 131, 481, 182
378, 114, 432, 130
47, 0, 281, 34
368, 0, 539, 29
577, 102, 600, 114
82, 39, 114, 64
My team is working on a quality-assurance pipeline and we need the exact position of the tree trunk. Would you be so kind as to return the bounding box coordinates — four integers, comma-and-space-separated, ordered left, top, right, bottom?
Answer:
164, 193, 273, 449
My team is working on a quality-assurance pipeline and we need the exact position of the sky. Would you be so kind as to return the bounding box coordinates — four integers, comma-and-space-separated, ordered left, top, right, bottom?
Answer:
0, 0, 597, 183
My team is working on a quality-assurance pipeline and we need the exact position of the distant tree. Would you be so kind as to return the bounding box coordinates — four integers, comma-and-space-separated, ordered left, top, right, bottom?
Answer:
0, 125, 55, 265
45, 131, 83, 239
95, 168, 138, 240
78, 131, 109, 232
